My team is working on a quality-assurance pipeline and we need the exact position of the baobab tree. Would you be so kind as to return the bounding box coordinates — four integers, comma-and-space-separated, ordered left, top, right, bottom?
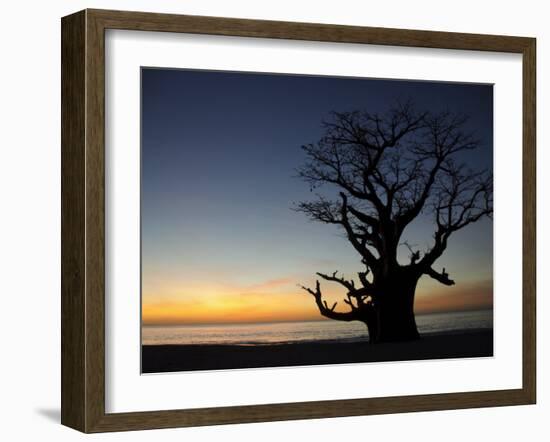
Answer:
296, 102, 492, 343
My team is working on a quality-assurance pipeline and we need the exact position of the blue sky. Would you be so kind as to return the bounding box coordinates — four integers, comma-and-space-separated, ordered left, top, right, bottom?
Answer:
141, 68, 493, 324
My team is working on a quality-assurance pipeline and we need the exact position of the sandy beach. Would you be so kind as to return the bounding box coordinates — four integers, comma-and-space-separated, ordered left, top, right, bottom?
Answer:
142, 328, 493, 373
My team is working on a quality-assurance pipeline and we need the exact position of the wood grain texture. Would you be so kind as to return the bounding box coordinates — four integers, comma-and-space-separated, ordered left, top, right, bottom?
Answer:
89, 8, 532, 52
522, 38, 536, 403
60, 8, 537, 433
84, 10, 107, 432
61, 10, 86, 432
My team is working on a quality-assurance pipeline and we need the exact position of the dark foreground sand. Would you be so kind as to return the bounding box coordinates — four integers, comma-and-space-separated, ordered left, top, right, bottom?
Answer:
142, 329, 493, 373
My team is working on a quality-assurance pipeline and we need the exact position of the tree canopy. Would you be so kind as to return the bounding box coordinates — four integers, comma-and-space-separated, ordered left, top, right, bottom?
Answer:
296, 101, 492, 337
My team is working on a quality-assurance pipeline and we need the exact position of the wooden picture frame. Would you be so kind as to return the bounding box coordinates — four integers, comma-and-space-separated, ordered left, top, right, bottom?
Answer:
61, 8, 536, 433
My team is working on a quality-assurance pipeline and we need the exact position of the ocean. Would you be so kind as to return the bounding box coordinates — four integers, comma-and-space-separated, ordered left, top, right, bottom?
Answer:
142, 309, 493, 346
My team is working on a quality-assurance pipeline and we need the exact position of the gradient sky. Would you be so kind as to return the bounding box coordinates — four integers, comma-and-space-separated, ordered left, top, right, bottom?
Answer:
141, 68, 493, 325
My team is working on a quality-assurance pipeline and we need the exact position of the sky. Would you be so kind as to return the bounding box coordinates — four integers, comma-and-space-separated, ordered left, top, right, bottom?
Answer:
141, 68, 493, 325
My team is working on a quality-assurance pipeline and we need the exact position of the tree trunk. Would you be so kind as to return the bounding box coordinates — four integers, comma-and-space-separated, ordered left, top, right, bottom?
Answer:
369, 278, 420, 343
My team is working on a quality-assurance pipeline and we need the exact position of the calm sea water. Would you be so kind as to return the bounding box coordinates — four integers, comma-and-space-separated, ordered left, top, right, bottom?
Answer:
142, 309, 493, 346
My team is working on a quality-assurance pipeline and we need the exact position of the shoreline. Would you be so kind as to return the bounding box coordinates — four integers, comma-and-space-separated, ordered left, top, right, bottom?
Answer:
142, 328, 493, 374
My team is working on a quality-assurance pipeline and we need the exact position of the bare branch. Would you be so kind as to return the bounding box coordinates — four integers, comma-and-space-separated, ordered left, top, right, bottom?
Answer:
300, 281, 358, 321
358, 269, 372, 288
316, 270, 356, 291
402, 241, 421, 265
425, 267, 455, 286
339, 193, 379, 267
420, 162, 492, 270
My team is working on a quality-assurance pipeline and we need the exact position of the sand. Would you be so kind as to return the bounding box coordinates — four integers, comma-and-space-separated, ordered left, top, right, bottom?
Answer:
141, 329, 493, 374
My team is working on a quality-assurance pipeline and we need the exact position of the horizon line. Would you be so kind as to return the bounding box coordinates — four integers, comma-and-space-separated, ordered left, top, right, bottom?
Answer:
142, 306, 493, 327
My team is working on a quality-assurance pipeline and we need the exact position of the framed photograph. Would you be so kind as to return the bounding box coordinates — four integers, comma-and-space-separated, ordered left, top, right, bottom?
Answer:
61, 9, 536, 433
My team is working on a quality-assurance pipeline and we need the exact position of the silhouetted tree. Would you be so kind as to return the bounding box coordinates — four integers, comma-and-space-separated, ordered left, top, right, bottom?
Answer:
296, 102, 492, 343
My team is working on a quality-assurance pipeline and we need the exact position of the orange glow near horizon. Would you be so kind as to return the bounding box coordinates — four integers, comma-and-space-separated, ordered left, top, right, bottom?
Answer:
142, 276, 493, 326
